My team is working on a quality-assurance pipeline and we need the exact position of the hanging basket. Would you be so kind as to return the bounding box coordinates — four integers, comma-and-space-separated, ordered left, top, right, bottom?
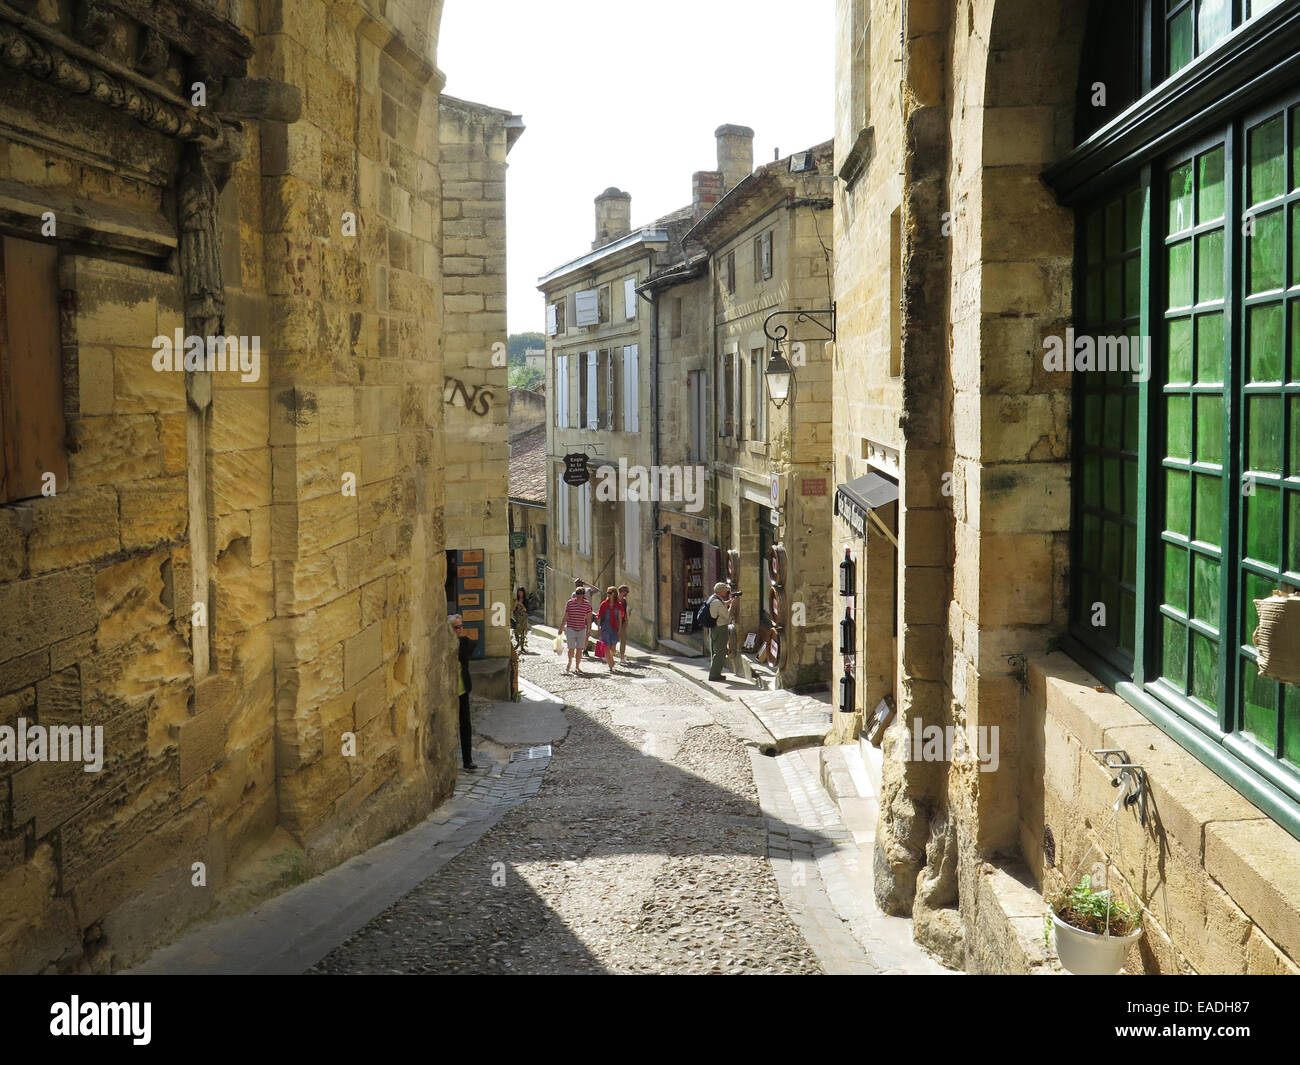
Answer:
1253, 591, 1300, 685
1051, 913, 1142, 976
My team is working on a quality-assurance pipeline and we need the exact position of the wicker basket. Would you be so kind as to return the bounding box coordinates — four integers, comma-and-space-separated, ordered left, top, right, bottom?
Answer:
1253, 591, 1300, 685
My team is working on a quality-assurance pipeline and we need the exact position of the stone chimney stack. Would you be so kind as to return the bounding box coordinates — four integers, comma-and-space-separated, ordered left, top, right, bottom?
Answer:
594, 187, 632, 249
716, 124, 755, 194
692, 170, 724, 221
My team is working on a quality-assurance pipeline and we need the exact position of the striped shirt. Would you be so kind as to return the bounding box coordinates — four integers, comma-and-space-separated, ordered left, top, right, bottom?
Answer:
563, 595, 592, 631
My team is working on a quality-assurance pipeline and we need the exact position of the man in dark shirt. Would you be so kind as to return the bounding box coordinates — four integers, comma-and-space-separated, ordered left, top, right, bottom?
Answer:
450, 614, 478, 770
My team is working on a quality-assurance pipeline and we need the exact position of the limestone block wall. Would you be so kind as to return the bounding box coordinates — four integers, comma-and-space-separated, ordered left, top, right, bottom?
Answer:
439, 96, 515, 697
0, 0, 456, 973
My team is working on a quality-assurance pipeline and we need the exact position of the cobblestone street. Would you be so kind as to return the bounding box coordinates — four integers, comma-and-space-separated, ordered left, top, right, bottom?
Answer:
313, 652, 825, 974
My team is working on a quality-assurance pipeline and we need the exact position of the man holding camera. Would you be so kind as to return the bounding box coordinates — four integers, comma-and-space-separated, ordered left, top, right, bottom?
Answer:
707, 582, 738, 681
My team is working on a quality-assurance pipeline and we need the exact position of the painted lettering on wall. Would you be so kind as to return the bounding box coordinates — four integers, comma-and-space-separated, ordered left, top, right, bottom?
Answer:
444, 377, 493, 416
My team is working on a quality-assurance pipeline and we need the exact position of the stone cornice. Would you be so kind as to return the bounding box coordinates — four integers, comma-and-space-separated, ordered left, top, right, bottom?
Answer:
0, 12, 229, 150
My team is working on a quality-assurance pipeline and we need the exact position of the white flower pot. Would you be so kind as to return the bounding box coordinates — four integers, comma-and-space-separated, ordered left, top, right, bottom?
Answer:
1052, 912, 1142, 975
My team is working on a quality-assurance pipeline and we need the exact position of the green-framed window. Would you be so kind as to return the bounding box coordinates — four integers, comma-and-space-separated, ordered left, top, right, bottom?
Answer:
1165, 0, 1284, 79
1071, 91, 1300, 826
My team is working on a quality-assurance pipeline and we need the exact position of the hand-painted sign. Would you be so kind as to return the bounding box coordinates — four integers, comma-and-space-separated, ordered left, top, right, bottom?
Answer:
563, 453, 589, 486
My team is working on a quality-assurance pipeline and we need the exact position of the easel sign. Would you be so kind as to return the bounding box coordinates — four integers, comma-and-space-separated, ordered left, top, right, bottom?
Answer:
677, 610, 695, 634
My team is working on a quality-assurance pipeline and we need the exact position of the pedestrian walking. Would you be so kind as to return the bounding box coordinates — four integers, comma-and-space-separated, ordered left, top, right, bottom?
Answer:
597, 586, 621, 673
450, 614, 478, 770
563, 580, 594, 675
511, 586, 531, 654
616, 585, 630, 664
705, 582, 736, 681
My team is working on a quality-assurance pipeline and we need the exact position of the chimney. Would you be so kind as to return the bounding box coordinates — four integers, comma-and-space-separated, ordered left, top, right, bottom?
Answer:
692, 170, 724, 222
594, 187, 632, 249
716, 124, 755, 194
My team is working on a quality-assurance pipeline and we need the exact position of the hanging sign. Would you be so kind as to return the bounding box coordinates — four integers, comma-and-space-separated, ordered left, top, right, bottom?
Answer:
509, 531, 526, 549
563, 453, 590, 486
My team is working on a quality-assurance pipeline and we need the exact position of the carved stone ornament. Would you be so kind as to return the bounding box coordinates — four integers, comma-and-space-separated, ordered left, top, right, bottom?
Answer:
177, 143, 224, 342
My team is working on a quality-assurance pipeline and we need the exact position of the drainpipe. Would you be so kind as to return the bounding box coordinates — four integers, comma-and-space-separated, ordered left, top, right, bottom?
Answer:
637, 260, 660, 648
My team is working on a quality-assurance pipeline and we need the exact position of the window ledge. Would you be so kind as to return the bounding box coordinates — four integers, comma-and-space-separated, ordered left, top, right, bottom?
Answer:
1027, 650, 1300, 970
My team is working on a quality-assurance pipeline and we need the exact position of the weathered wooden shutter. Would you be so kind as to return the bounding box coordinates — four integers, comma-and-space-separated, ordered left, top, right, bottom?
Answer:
0, 237, 66, 503
624, 277, 636, 320
625, 345, 639, 433
547, 303, 558, 336
575, 289, 599, 327
586, 350, 597, 428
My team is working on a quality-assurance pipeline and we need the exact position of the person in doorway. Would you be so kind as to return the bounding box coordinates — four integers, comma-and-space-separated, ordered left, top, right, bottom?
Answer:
616, 585, 630, 664
511, 586, 531, 654
707, 582, 736, 681
597, 586, 621, 673
450, 614, 478, 770
563, 580, 593, 675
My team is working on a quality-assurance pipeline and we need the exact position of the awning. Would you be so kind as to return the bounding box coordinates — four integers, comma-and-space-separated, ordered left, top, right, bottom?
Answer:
835, 472, 899, 542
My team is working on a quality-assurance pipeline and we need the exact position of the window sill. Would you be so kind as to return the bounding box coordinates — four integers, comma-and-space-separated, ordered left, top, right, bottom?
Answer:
1028, 649, 1300, 969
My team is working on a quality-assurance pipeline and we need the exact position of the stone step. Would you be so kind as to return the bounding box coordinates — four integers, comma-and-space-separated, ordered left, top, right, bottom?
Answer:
819, 744, 880, 848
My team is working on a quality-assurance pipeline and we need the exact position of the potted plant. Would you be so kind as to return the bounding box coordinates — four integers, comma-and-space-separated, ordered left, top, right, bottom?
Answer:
1048, 874, 1142, 975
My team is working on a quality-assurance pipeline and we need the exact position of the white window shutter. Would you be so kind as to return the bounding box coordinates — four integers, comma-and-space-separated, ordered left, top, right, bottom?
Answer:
586, 351, 598, 428
625, 497, 640, 576
575, 289, 599, 327
625, 277, 636, 320
547, 303, 558, 336
626, 345, 639, 432
555, 355, 566, 427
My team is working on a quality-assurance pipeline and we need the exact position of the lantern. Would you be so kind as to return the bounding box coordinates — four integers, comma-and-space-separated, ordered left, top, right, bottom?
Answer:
839, 547, 856, 597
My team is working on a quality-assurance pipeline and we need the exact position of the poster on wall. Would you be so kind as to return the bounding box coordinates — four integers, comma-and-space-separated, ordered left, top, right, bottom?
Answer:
456, 549, 487, 659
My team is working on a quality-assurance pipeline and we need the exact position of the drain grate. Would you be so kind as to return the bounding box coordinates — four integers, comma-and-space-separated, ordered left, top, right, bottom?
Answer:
510, 745, 552, 761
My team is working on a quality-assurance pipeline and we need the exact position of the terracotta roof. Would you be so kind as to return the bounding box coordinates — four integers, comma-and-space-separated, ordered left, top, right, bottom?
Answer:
509, 424, 548, 505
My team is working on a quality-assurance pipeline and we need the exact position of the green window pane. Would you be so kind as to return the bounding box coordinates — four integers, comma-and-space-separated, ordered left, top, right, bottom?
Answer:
1119, 592, 1136, 653
1124, 257, 1141, 318
1197, 147, 1226, 222
1124, 460, 1138, 516
1168, 240, 1193, 308
1293, 107, 1300, 192
1192, 631, 1219, 708
1106, 263, 1124, 320
1249, 303, 1284, 383
1165, 543, 1189, 611
1168, 162, 1193, 233
1196, 393, 1223, 463
1104, 393, 1122, 443
1083, 455, 1101, 506
1082, 513, 1101, 568
1283, 685, 1300, 767
1195, 474, 1221, 544
1163, 615, 1188, 688
1292, 302, 1300, 382
1193, 553, 1220, 624
1167, 394, 1191, 458
1289, 493, 1300, 573
1247, 484, 1281, 562
1250, 0, 1282, 16
1247, 395, 1283, 475
1249, 114, 1286, 207
1290, 397, 1300, 474
1168, 8, 1193, 76
1102, 519, 1122, 574
1168, 317, 1192, 383
1292, 203, 1300, 287
1084, 393, 1102, 446
1197, 0, 1231, 53
1196, 312, 1224, 383
1243, 571, 1274, 643
1086, 211, 1104, 262
1196, 229, 1224, 303
1248, 208, 1284, 294
1123, 523, 1137, 584
1105, 199, 1125, 256
1242, 658, 1277, 750
1104, 457, 1123, 512
1124, 393, 1140, 451
1166, 469, 1191, 536
1124, 188, 1144, 249
1080, 573, 1099, 627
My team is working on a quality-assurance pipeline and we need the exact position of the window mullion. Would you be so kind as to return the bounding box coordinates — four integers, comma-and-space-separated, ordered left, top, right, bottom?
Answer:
1221, 119, 1243, 736
1135, 165, 1156, 687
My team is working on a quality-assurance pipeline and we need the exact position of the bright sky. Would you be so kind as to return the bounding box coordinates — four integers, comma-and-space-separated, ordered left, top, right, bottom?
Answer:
439, 0, 835, 336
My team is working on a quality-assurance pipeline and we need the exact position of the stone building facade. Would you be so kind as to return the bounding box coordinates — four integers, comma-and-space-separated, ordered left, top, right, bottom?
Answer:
538, 192, 673, 642
682, 134, 836, 689
834, 0, 1300, 973
0, 0, 515, 973
439, 95, 523, 699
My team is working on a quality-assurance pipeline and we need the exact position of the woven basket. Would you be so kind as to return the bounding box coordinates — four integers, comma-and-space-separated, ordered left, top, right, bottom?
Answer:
1253, 592, 1300, 685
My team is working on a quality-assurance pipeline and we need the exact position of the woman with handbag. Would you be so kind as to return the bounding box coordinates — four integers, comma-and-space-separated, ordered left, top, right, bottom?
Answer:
596, 586, 621, 673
